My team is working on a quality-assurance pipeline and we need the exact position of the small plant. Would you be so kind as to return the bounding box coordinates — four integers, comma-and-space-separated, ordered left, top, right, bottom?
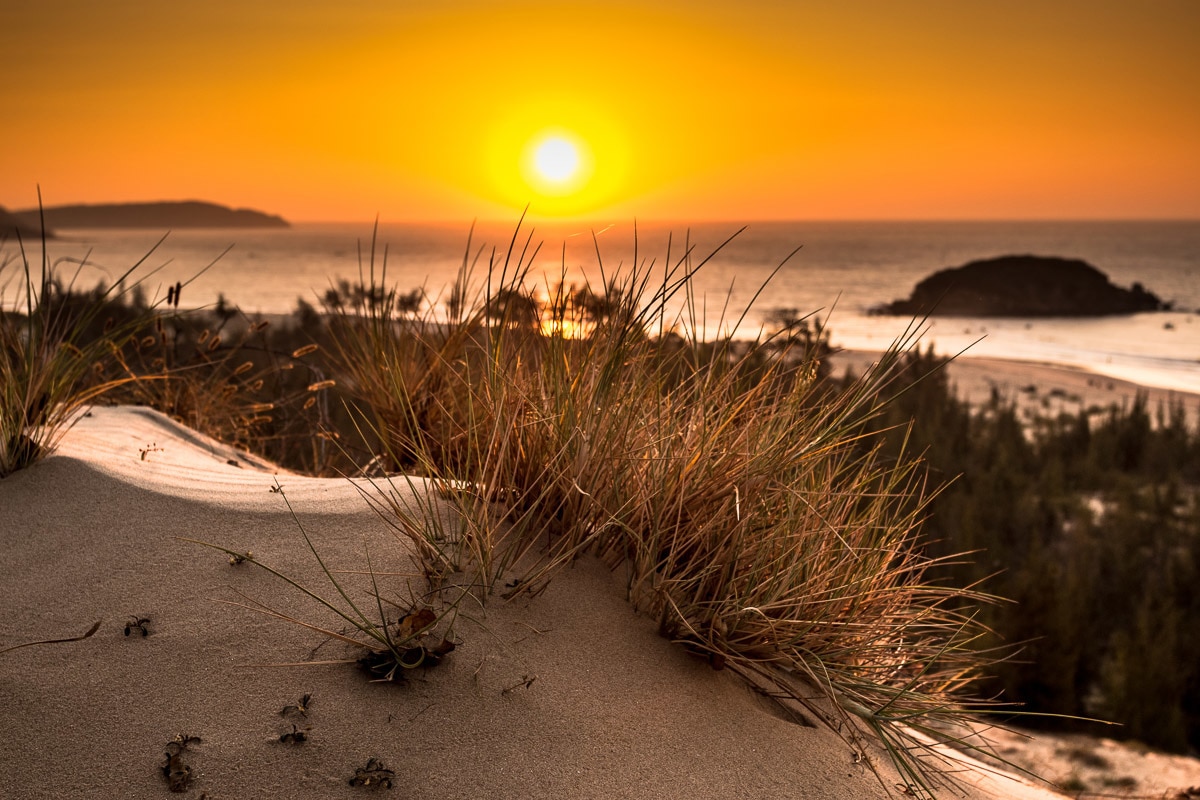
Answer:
184, 482, 459, 685
160, 734, 201, 793
278, 724, 309, 744
500, 674, 537, 695
228, 550, 253, 566
123, 615, 150, 637
279, 692, 312, 717
349, 757, 394, 789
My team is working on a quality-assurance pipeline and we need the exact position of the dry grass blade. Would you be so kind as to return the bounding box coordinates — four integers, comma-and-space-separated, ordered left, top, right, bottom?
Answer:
0, 619, 102, 655
181, 480, 459, 682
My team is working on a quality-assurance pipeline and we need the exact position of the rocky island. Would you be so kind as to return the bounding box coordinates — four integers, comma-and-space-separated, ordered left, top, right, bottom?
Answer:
876, 254, 1168, 317
11, 200, 289, 230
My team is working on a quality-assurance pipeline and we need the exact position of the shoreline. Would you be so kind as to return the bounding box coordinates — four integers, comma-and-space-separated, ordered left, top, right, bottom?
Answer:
121, 304, 1200, 429
245, 306, 1200, 400
830, 348, 1200, 428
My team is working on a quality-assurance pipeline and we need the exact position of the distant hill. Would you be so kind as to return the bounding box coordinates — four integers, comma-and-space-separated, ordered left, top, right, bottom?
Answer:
1, 205, 48, 239
12, 201, 289, 229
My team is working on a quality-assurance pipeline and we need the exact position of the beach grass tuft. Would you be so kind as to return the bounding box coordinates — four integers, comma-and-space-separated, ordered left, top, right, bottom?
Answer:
102, 306, 335, 469
317, 221, 1006, 797
0, 201, 161, 478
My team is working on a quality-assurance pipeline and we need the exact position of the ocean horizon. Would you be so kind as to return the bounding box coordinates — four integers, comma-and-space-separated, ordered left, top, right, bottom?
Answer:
7, 219, 1199, 394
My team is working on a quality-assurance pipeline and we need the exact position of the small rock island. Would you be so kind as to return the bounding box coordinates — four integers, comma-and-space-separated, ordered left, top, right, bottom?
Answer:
11, 200, 289, 230
877, 254, 1168, 317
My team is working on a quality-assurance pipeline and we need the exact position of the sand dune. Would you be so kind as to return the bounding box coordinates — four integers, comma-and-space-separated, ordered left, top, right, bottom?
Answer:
0, 405, 1082, 799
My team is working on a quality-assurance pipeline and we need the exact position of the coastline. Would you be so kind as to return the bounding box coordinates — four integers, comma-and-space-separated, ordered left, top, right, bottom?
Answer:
831, 349, 1200, 428
242, 306, 1200, 416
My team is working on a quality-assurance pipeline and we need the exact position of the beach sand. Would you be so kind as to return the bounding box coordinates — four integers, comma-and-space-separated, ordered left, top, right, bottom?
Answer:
832, 350, 1200, 428
0, 393, 1187, 799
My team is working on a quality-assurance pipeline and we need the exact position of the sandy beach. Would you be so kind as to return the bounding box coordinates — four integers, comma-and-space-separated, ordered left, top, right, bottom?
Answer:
2, 363, 1198, 798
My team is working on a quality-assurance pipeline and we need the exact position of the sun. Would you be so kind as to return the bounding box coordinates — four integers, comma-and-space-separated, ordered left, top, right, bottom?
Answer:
485, 104, 627, 217
533, 136, 580, 183
518, 129, 593, 200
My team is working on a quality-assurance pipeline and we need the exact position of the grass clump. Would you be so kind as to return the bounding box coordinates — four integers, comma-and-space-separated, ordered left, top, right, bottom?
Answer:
1, 212, 335, 477
0, 214, 160, 478
102, 305, 337, 472
319, 222, 1004, 797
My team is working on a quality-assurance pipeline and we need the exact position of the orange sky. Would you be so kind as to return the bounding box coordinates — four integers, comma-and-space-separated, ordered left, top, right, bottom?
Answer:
4, 1, 1199, 222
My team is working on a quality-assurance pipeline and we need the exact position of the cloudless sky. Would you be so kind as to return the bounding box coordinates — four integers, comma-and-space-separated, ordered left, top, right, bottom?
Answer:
4, 1, 1199, 222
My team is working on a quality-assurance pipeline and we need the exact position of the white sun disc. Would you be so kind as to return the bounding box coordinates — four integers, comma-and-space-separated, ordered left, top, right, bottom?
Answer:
533, 137, 580, 182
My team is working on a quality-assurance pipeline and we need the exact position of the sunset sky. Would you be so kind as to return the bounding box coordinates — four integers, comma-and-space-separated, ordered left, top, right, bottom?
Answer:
4, 1, 1199, 223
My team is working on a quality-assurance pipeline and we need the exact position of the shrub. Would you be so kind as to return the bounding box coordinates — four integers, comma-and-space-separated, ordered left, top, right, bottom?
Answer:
855, 348, 1200, 752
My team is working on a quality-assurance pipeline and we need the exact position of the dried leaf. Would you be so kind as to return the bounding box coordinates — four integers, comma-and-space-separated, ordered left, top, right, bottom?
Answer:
394, 608, 436, 640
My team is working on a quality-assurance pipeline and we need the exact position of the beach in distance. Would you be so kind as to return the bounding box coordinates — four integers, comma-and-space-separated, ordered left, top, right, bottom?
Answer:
25, 219, 1199, 393
832, 350, 1200, 429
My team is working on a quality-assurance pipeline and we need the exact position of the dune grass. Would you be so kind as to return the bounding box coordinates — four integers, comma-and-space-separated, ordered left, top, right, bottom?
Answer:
102, 306, 336, 470
316, 223, 1006, 798
0, 217, 161, 478
0, 235, 337, 477
184, 482, 458, 683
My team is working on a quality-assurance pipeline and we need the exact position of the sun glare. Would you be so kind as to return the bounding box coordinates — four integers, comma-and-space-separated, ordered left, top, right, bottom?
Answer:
533, 137, 580, 183
517, 129, 594, 202
486, 104, 628, 217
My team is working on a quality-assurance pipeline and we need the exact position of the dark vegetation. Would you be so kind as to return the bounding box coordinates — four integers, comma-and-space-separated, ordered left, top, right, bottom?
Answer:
855, 348, 1200, 753
0, 276, 338, 474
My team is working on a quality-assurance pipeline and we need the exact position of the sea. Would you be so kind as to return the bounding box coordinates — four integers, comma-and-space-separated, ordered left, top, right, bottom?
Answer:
5, 219, 1199, 393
